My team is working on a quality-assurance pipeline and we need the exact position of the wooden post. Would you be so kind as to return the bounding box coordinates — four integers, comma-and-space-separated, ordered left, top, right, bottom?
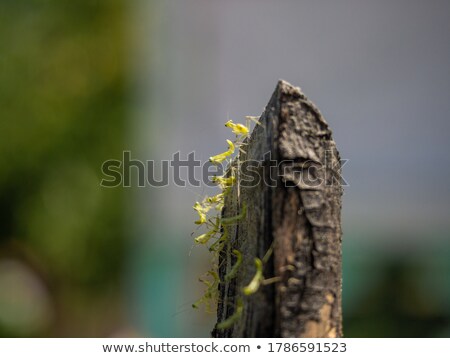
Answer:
212, 80, 343, 338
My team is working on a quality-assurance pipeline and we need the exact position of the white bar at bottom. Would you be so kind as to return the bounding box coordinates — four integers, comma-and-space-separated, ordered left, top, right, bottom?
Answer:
0, 338, 449, 357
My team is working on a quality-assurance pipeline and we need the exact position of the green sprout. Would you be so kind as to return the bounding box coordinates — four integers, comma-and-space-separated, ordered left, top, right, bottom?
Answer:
242, 258, 264, 296
192, 116, 259, 313
224, 249, 243, 282
215, 299, 244, 330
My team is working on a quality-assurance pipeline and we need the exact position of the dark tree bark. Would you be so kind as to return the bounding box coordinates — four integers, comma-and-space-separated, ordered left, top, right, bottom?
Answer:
212, 80, 343, 338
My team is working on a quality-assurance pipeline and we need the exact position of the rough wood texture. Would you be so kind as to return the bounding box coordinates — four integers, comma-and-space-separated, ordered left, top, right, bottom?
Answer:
212, 80, 343, 338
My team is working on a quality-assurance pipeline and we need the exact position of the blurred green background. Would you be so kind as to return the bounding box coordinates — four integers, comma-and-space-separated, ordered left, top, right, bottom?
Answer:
0, 0, 449, 337
0, 0, 126, 337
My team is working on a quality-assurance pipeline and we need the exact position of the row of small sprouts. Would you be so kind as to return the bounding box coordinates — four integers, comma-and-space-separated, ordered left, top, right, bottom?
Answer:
191, 117, 266, 321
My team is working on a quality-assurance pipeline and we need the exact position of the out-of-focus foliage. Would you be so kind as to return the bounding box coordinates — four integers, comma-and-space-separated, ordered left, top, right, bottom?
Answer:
0, 0, 126, 337
343, 235, 450, 337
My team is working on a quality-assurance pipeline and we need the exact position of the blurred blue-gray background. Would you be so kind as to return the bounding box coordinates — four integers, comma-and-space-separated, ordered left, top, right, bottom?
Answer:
0, 0, 449, 337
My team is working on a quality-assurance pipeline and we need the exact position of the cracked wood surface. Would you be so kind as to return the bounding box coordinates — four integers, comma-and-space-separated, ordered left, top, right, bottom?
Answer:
212, 80, 343, 338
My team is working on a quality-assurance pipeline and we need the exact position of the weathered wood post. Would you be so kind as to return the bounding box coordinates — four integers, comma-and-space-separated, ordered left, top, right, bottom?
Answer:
212, 80, 343, 338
